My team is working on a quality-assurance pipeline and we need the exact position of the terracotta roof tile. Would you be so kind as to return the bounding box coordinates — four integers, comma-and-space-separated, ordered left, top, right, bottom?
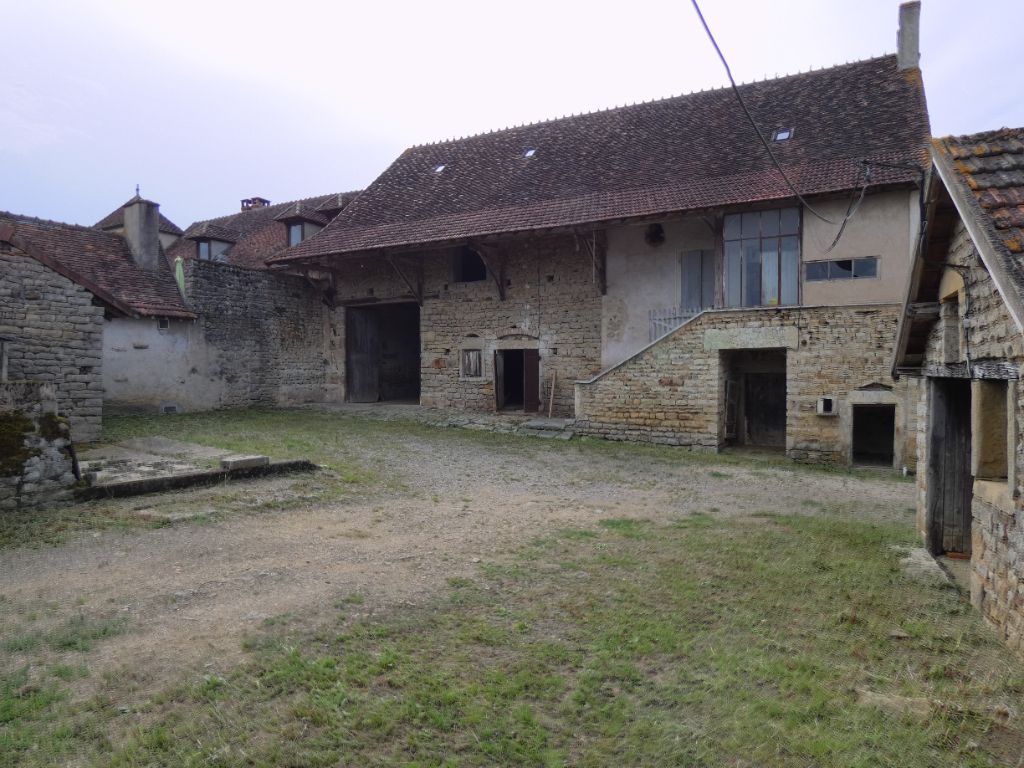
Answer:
0, 211, 194, 319
277, 55, 930, 264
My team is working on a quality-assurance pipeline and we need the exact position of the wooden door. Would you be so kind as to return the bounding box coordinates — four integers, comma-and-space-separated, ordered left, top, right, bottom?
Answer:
927, 379, 973, 555
346, 308, 380, 403
494, 350, 505, 410
523, 350, 541, 412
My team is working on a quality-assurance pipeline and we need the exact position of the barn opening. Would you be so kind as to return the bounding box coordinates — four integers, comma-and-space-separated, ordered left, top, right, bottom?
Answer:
494, 349, 540, 412
926, 378, 972, 557
852, 404, 896, 466
722, 349, 787, 449
346, 303, 420, 403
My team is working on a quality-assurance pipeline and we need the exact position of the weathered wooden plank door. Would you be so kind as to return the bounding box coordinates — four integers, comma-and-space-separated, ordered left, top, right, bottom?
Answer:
523, 350, 541, 412
494, 350, 505, 410
346, 308, 380, 403
926, 378, 973, 555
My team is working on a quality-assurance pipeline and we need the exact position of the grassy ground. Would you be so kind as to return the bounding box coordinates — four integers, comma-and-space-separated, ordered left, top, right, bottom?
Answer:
4, 518, 1024, 765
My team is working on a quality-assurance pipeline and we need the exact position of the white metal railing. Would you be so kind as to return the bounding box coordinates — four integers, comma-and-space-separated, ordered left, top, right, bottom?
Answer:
648, 306, 698, 342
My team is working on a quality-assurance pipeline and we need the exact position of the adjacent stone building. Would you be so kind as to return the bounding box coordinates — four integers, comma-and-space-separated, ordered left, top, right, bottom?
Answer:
894, 127, 1024, 654
269, 5, 930, 467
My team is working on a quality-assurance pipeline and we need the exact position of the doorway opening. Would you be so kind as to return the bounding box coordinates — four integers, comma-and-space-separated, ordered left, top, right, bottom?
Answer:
852, 404, 896, 466
494, 349, 540, 412
723, 349, 787, 449
926, 378, 972, 556
346, 303, 420, 403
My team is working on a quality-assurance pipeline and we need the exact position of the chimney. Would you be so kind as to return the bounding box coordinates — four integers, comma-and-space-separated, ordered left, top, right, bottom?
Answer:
122, 196, 162, 271
897, 1, 921, 71
241, 196, 271, 211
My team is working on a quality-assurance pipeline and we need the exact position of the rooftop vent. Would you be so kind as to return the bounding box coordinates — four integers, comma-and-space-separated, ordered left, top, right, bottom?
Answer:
241, 196, 271, 211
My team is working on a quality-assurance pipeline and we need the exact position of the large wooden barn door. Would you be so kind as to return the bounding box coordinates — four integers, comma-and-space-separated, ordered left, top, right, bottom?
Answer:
346, 308, 380, 403
926, 378, 973, 555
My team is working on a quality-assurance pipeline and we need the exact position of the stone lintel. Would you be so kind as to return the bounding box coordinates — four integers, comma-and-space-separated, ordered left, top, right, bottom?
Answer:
702, 326, 798, 352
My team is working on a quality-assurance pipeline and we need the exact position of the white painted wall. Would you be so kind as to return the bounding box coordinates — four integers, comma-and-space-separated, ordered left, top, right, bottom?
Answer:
602, 217, 715, 367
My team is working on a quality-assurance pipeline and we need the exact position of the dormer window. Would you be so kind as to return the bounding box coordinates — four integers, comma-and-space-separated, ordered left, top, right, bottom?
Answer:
196, 238, 230, 262
287, 221, 323, 246
772, 127, 794, 142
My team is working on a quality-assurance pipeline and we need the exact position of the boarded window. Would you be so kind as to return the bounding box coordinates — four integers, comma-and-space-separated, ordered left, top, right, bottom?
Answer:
723, 207, 799, 307
681, 250, 716, 311
461, 349, 483, 378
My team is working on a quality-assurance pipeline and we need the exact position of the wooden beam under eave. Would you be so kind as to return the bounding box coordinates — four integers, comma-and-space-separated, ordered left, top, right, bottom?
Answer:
386, 254, 424, 306
472, 243, 507, 301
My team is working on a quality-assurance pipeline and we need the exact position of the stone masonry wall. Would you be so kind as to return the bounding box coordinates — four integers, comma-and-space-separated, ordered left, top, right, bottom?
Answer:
575, 304, 914, 465
914, 220, 1024, 654
183, 260, 344, 408
0, 382, 76, 511
0, 250, 104, 441
329, 236, 604, 417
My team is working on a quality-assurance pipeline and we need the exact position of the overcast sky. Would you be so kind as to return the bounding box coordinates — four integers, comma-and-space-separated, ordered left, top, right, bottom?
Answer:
2, 0, 1019, 229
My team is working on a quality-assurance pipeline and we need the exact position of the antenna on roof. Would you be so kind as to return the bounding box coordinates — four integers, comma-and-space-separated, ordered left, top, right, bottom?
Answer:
135, 184, 140, 197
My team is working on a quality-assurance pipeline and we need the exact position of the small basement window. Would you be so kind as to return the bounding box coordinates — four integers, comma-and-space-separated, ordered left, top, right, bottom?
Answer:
454, 246, 487, 283
461, 349, 483, 378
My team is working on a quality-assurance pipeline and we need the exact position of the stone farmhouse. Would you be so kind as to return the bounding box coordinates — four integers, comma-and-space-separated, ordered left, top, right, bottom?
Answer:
266, 7, 930, 468
894, 127, 1024, 653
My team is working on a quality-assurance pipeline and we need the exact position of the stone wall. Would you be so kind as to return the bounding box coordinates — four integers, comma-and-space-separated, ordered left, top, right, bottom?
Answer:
0, 250, 104, 441
913, 219, 1024, 654
330, 236, 605, 417
180, 259, 344, 409
575, 303, 916, 465
0, 382, 76, 511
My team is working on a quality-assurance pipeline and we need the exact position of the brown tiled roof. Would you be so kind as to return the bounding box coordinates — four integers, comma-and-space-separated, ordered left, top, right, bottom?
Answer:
277, 55, 929, 264
167, 193, 343, 270
315, 191, 362, 214
273, 202, 329, 226
94, 196, 184, 235
0, 211, 194, 319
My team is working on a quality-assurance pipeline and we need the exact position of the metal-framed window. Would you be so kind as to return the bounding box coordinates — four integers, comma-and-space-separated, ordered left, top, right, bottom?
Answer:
196, 239, 230, 262
724, 207, 800, 307
805, 256, 879, 282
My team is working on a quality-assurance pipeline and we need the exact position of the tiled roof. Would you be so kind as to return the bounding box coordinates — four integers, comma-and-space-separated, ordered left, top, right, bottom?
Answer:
315, 191, 362, 214
94, 196, 184, 235
278, 55, 930, 264
0, 211, 194, 319
273, 202, 329, 226
168, 193, 343, 270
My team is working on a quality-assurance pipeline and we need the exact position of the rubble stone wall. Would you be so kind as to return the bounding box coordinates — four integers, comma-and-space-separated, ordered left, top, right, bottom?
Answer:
0, 251, 104, 441
574, 304, 916, 465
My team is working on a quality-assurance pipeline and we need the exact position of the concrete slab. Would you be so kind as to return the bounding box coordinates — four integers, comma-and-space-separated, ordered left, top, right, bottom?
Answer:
891, 545, 952, 587
220, 455, 270, 471
118, 437, 231, 461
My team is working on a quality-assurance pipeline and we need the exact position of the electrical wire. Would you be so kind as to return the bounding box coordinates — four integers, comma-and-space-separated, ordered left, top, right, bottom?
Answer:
689, 0, 871, 237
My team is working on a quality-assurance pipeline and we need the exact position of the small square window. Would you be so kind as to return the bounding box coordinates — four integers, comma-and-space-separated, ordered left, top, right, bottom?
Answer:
805, 262, 829, 282
157, 317, 170, 332
461, 349, 482, 378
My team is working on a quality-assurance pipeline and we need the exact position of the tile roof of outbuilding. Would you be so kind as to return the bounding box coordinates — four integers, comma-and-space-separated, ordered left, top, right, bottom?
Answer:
276, 55, 930, 264
94, 196, 184, 235
0, 211, 194, 319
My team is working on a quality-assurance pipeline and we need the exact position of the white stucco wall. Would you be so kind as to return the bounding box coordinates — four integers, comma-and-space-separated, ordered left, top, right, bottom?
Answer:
602, 217, 715, 367
801, 188, 917, 306
103, 318, 225, 411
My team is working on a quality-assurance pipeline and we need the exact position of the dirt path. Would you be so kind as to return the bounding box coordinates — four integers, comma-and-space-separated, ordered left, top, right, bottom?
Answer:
0, 428, 916, 700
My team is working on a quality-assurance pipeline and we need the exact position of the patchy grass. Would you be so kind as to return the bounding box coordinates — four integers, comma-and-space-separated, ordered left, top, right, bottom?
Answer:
4, 512, 1021, 767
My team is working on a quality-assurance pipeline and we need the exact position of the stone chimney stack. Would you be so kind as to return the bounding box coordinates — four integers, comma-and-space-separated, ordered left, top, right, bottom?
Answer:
897, 1, 921, 71
122, 196, 162, 271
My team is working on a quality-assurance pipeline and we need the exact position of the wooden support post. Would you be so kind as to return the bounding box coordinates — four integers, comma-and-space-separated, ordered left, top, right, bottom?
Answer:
577, 230, 607, 295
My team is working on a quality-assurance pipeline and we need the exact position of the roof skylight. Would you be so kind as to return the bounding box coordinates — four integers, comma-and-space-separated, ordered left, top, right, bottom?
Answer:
523, 148, 536, 158
433, 164, 446, 174
772, 127, 794, 142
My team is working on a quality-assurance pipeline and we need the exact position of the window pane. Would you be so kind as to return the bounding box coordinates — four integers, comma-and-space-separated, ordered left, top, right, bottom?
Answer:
761, 209, 780, 237
681, 251, 702, 310
853, 257, 878, 278
805, 262, 829, 281
701, 249, 716, 309
743, 239, 761, 307
781, 236, 799, 304
725, 241, 742, 307
724, 214, 741, 241
830, 260, 853, 280
780, 208, 800, 236
198, 241, 210, 260
761, 240, 779, 306
741, 212, 760, 239
289, 224, 302, 246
